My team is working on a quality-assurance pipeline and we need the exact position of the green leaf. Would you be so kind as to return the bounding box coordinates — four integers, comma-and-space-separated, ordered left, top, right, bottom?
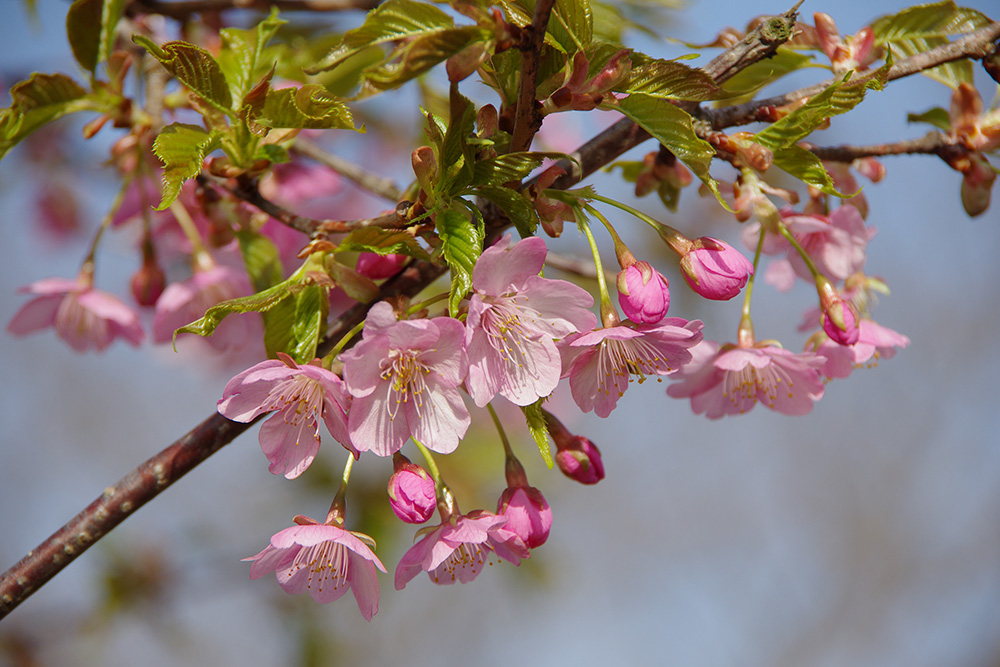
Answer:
907, 106, 951, 131
66, 0, 126, 73
549, 0, 594, 53
133, 35, 233, 112
436, 88, 477, 196
619, 53, 722, 101
307, 0, 456, 74
177, 279, 296, 341
436, 207, 483, 316
219, 7, 286, 103
360, 26, 490, 94
336, 227, 432, 261
151, 123, 220, 210
471, 152, 549, 186
0, 73, 93, 160
237, 229, 284, 292
771, 144, 843, 197
871, 1, 991, 88
719, 48, 816, 106
260, 284, 329, 363
257, 84, 359, 130
614, 93, 727, 209
473, 185, 539, 237
522, 399, 553, 468
324, 258, 380, 302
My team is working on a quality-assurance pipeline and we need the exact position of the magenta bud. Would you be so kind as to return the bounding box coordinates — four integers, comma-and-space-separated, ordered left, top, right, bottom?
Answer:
497, 485, 552, 549
679, 238, 754, 300
554, 437, 605, 485
387, 453, 436, 524
356, 253, 407, 280
131, 260, 166, 307
617, 261, 670, 323
819, 294, 860, 346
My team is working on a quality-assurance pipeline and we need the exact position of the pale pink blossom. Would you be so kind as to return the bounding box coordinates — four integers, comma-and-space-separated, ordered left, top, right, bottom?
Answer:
388, 453, 437, 524
218, 354, 355, 479
679, 238, 754, 300
153, 264, 254, 350
394, 511, 529, 589
341, 302, 469, 457
465, 235, 595, 407
560, 318, 703, 418
7, 275, 144, 352
617, 261, 670, 323
811, 320, 910, 379
244, 516, 386, 620
667, 340, 826, 418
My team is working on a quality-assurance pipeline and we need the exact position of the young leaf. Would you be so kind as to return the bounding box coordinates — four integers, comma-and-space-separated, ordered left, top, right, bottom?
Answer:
151, 123, 220, 210
618, 53, 722, 101
436, 206, 483, 316
472, 185, 539, 237
907, 106, 951, 131
257, 85, 359, 130
471, 152, 547, 186
0, 73, 92, 160
219, 7, 286, 103
66, 0, 127, 73
614, 93, 727, 209
718, 48, 816, 106
133, 35, 233, 112
522, 399, 554, 468
336, 227, 432, 261
260, 284, 330, 363
360, 26, 491, 94
237, 229, 284, 292
771, 144, 843, 197
436, 89, 477, 196
176, 279, 300, 340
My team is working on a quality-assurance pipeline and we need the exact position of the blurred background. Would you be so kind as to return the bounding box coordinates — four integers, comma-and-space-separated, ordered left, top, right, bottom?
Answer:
1, 0, 999, 665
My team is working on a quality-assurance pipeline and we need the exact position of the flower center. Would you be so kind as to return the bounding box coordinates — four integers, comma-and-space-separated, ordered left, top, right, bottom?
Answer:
432, 542, 489, 584
295, 541, 350, 596
722, 354, 794, 408
54, 293, 107, 346
481, 297, 535, 366
261, 373, 325, 426
596, 336, 673, 396
380, 350, 430, 419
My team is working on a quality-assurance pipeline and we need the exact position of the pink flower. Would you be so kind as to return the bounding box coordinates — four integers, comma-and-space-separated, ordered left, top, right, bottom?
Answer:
388, 453, 437, 524
497, 486, 552, 549
560, 318, 704, 418
667, 340, 826, 418
356, 253, 407, 280
341, 302, 470, 457
617, 261, 670, 323
394, 511, 529, 589
7, 275, 144, 352
679, 238, 754, 300
555, 436, 605, 484
812, 319, 910, 379
217, 354, 355, 479
153, 264, 255, 350
820, 296, 860, 346
244, 516, 386, 620
465, 235, 596, 408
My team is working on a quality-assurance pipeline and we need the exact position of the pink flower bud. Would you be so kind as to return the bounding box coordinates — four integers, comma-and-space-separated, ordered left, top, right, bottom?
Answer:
130, 259, 166, 307
387, 454, 436, 524
497, 486, 552, 549
554, 437, 605, 485
617, 261, 670, 323
356, 253, 407, 279
679, 238, 754, 300
821, 297, 860, 346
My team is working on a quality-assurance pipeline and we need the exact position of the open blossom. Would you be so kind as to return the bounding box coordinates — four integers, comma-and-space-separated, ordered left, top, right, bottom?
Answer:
465, 235, 596, 408
560, 318, 704, 418
7, 275, 144, 352
341, 302, 469, 457
394, 511, 529, 589
244, 517, 386, 621
679, 238, 754, 300
811, 319, 910, 379
153, 264, 254, 350
667, 340, 826, 418
217, 354, 354, 479
617, 261, 670, 324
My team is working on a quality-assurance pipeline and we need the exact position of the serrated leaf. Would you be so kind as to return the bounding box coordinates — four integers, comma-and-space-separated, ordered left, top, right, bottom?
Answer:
718, 48, 816, 106
219, 7, 286, 103
237, 229, 284, 292
1, 73, 93, 160
550, 0, 594, 53
771, 144, 844, 196
151, 123, 220, 210
907, 106, 951, 131
307, 0, 456, 74
66, 0, 126, 73
471, 152, 548, 186
619, 53, 721, 101
177, 279, 296, 340
260, 284, 329, 363
256, 142, 290, 164
436, 207, 483, 316
474, 185, 539, 237
257, 84, 358, 130
437, 89, 477, 196
133, 35, 233, 112
522, 399, 553, 468
360, 26, 490, 94
337, 227, 432, 261
614, 93, 728, 209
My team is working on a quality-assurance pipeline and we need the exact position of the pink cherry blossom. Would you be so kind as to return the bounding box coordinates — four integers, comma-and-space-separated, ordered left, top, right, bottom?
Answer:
497, 486, 552, 549
394, 511, 529, 589
388, 453, 437, 524
218, 354, 355, 479
356, 253, 408, 280
667, 340, 826, 418
7, 275, 144, 352
340, 302, 469, 457
820, 296, 860, 346
560, 318, 703, 418
244, 517, 386, 620
546, 411, 605, 484
812, 319, 910, 379
617, 261, 670, 323
465, 235, 596, 408
153, 264, 254, 350
679, 238, 755, 300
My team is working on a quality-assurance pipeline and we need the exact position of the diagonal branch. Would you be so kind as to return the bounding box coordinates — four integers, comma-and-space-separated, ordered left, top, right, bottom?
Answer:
509, 0, 558, 153
292, 138, 403, 202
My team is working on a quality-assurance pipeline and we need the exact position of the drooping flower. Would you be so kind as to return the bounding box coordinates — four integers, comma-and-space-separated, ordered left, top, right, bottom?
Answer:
218, 353, 355, 479
388, 453, 437, 524
667, 340, 826, 418
464, 234, 596, 408
153, 263, 255, 350
617, 261, 670, 324
679, 238, 755, 300
560, 318, 703, 418
496, 456, 552, 549
394, 511, 529, 589
810, 319, 910, 379
340, 302, 469, 457
244, 516, 386, 620
7, 274, 144, 352
545, 412, 606, 484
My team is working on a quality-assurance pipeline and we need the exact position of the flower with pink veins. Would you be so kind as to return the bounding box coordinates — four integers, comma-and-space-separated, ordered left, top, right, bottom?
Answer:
7, 273, 144, 352
465, 234, 596, 408
153, 263, 254, 350
244, 515, 386, 620
667, 340, 826, 418
340, 302, 469, 457
218, 353, 355, 479
560, 317, 703, 418
394, 510, 529, 589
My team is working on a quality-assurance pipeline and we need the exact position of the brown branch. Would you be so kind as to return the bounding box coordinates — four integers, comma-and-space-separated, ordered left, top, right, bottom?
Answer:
292, 138, 402, 202
509, 0, 558, 153
801, 133, 959, 162
127, 0, 380, 19
698, 1, 803, 85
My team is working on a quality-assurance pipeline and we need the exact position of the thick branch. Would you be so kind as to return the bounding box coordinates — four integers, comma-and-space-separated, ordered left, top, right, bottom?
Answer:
509, 0, 558, 153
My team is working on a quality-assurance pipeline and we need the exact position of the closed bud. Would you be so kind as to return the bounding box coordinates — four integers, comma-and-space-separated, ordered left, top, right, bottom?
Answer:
497, 485, 552, 549
545, 411, 605, 485
387, 453, 436, 524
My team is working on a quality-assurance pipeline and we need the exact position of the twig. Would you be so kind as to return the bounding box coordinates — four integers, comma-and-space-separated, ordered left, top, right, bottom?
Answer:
509, 0, 558, 153
801, 133, 958, 162
127, 0, 381, 19
544, 251, 612, 282
292, 138, 402, 202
